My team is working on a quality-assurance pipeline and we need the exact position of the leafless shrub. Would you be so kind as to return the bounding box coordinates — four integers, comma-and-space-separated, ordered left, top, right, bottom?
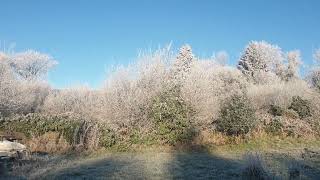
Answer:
247, 80, 312, 110
181, 60, 248, 126
100, 46, 174, 130
242, 152, 270, 180
41, 86, 103, 118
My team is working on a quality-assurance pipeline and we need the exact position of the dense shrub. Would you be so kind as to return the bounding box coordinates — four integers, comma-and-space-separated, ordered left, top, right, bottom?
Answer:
150, 88, 195, 145
247, 80, 310, 110
0, 113, 99, 150
308, 69, 320, 92
268, 105, 284, 116
99, 126, 117, 148
182, 63, 248, 126
265, 117, 283, 135
41, 87, 102, 118
289, 96, 311, 118
265, 115, 314, 137
216, 94, 257, 136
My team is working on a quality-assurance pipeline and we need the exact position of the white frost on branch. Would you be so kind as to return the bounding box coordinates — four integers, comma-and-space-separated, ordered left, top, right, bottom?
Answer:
313, 49, 320, 63
172, 44, 196, 83
285, 50, 302, 80
214, 51, 229, 65
237, 41, 284, 84
308, 49, 320, 91
0, 50, 54, 115
9, 50, 58, 81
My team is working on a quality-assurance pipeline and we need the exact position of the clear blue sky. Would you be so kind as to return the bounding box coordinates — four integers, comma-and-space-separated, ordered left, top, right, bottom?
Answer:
1, 0, 319, 88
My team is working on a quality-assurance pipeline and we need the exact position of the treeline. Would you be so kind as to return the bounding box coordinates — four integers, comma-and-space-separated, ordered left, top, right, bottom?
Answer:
1, 42, 320, 151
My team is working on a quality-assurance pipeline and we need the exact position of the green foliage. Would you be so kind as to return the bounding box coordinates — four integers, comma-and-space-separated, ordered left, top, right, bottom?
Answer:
289, 96, 311, 118
99, 126, 116, 148
265, 117, 283, 135
216, 94, 257, 136
150, 88, 195, 145
99, 127, 157, 151
268, 105, 284, 116
128, 129, 156, 145
0, 113, 89, 144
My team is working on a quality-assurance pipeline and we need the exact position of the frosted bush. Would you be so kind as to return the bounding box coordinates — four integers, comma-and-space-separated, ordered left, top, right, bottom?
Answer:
308, 69, 320, 91
274, 50, 302, 81
182, 60, 248, 125
247, 80, 312, 110
100, 46, 175, 130
307, 49, 320, 91
285, 50, 302, 80
313, 48, 320, 62
42, 86, 103, 118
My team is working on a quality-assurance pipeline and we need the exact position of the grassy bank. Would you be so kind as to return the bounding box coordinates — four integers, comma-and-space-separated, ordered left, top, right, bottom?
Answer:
4, 135, 320, 179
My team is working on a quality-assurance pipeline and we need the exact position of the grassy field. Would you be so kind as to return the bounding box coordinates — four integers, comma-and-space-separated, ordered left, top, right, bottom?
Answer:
4, 136, 320, 180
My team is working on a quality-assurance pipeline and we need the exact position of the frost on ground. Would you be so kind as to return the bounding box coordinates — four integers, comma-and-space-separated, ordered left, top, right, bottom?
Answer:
2, 146, 319, 180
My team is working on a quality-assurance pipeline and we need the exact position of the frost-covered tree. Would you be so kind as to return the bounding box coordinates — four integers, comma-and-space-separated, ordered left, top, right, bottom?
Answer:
214, 51, 229, 65
0, 62, 15, 114
9, 50, 57, 81
308, 49, 320, 91
172, 44, 195, 83
237, 41, 284, 84
0, 50, 54, 115
310, 70, 320, 91
313, 48, 320, 62
285, 50, 302, 80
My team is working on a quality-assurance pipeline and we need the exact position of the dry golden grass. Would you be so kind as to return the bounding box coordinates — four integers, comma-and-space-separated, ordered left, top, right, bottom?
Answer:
26, 132, 70, 153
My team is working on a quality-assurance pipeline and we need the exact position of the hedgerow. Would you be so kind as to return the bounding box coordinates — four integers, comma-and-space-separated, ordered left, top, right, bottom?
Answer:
1, 43, 320, 153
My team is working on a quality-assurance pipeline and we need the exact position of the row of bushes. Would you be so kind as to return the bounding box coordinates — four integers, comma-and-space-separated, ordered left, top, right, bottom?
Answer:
1, 43, 320, 152
216, 94, 319, 137
0, 89, 319, 152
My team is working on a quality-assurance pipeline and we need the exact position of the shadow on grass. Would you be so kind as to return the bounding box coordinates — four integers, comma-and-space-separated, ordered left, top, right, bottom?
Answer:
6, 128, 320, 179
165, 127, 243, 179
35, 127, 247, 179
41, 152, 244, 180
263, 151, 320, 180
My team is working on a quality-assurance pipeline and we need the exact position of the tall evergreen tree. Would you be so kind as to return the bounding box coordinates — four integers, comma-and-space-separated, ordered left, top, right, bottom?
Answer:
172, 44, 195, 83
